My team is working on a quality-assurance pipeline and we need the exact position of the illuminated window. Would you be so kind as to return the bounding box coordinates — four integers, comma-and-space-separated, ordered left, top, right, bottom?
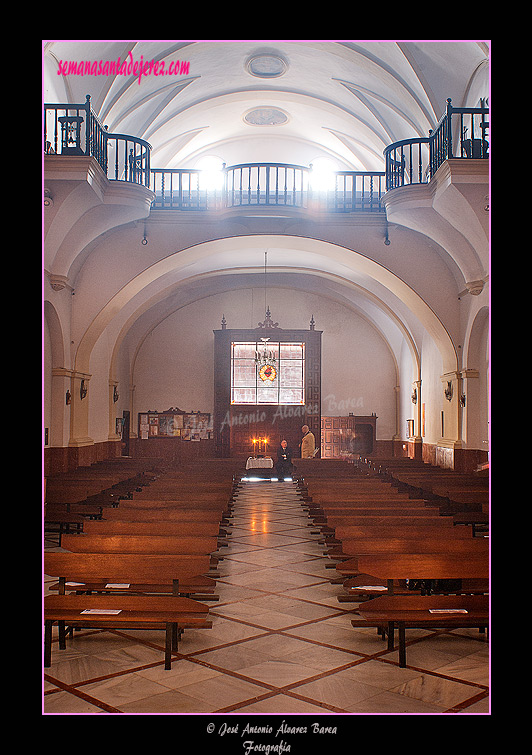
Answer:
196, 155, 225, 191
231, 342, 305, 405
309, 157, 338, 191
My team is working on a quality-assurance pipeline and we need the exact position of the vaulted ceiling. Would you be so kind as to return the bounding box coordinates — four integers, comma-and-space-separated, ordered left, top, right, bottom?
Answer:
43, 40, 490, 378
43, 40, 489, 172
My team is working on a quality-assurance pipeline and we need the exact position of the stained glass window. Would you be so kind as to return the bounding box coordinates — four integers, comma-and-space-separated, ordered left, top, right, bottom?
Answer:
231, 341, 305, 405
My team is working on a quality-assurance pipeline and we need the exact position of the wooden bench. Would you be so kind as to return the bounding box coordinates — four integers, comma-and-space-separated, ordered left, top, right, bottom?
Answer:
312, 511, 447, 527
354, 594, 489, 667
304, 495, 428, 506
120, 498, 232, 511
44, 511, 85, 545
44, 594, 211, 670
82, 519, 228, 538
327, 536, 489, 559
44, 551, 217, 600
307, 499, 430, 511
45, 501, 103, 517
339, 574, 488, 601
453, 511, 489, 536
330, 524, 472, 540
102, 507, 230, 523
60, 534, 222, 561
389, 471, 488, 494
336, 552, 489, 585
313, 509, 453, 528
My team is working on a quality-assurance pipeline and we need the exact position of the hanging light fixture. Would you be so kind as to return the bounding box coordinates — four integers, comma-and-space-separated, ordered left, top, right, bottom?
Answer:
255, 249, 279, 375
257, 250, 280, 331
254, 336, 277, 369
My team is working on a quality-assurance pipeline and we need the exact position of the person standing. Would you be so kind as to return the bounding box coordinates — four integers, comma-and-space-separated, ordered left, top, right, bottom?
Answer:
300, 424, 316, 458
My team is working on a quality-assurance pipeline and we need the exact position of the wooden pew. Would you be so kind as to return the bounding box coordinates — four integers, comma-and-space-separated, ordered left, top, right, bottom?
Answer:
44, 593, 210, 670
336, 552, 489, 583
60, 534, 221, 560
312, 511, 446, 526
130, 492, 234, 504
44, 551, 216, 599
453, 511, 489, 536
304, 495, 427, 505
82, 519, 228, 538
314, 509, 453, 527
44, 511, 85, 545
357, 457, 429, 476
327, 537, 489, 558
339, 574, 488, 601
354, 594, 489, 667
102, 507, 229, 523
330, 524, 472, 540
434, 489, 488, 504
119, 498, 232, 510
389, 471, 488, 495
306, 499, 430, 511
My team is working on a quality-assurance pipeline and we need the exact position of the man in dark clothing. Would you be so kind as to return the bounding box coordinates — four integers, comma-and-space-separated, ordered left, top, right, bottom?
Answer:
275, 439, 294, 480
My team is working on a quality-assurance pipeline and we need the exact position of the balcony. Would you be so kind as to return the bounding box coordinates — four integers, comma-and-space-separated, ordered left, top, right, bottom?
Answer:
384, 99, 489, 190
44, 95, 488, 214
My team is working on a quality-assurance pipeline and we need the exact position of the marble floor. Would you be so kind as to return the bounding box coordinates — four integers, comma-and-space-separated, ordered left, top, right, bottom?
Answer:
43, 478, 490, 718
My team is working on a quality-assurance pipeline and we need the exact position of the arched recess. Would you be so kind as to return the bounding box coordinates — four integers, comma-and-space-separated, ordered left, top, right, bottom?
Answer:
44, 300, 66, 368
75, 235, 457, 379
108, 269, 419, 388
462, 305, 489, 452
43, 300, 69, 447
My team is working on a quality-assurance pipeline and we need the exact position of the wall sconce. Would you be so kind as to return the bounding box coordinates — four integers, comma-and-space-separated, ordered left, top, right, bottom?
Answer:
65, 390, 71, 405
460, 393, 466, 407
113, 385, 119, 403
80, 379, 88, 400
411, 387, 417, 404
444, 381, 453, 401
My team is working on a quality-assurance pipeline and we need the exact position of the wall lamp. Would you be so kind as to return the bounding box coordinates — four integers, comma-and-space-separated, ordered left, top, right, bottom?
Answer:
80, 380, 88, 400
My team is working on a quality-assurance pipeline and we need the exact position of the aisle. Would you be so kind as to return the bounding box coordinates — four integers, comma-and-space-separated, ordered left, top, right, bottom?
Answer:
43, 479, 489, 714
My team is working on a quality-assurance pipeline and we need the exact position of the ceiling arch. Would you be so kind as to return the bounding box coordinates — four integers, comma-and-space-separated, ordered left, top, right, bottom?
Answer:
109, 270, 419, 390
74, 235, 457, 378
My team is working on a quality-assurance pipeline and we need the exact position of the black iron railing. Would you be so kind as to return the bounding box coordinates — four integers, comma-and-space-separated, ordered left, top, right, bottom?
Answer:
384, 99, 489, 190
44, 96, 488, 207
151, 164, 386, 212
44, 94, 151, 187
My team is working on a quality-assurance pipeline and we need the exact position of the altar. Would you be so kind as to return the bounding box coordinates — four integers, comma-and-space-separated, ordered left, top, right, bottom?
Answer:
245, 457, 274, 470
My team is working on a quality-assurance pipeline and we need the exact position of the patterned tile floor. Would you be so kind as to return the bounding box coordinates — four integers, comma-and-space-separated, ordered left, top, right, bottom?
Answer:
43, 479, 489, 719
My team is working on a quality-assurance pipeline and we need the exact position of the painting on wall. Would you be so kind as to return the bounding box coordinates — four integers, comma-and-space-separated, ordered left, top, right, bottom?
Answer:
138, 410, 212, 440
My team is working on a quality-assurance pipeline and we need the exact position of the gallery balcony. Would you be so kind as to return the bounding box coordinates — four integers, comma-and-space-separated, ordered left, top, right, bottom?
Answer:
44, 95, 488, 214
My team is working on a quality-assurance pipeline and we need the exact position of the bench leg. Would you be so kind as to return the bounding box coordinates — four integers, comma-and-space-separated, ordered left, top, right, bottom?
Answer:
172, 623, 179, 650
398, 624, 406, 667
165, 623, 173, 670
387, 621, 395, 650
44, 620, 52, 667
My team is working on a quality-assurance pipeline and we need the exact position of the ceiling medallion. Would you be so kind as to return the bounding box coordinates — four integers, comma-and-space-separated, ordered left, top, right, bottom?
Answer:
244, 108, 289, 126
246, 54, 287, 78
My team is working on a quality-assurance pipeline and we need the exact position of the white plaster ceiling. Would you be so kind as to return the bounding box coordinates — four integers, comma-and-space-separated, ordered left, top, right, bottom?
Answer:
43, 40, 489, 172
43, 40, 489, 375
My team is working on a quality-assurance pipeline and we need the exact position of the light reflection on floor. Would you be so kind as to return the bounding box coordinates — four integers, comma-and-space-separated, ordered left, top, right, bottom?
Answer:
43, 477, 489, 715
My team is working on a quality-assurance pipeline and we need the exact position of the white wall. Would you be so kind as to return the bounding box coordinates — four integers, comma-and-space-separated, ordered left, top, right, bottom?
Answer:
130, 287, 398, 439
